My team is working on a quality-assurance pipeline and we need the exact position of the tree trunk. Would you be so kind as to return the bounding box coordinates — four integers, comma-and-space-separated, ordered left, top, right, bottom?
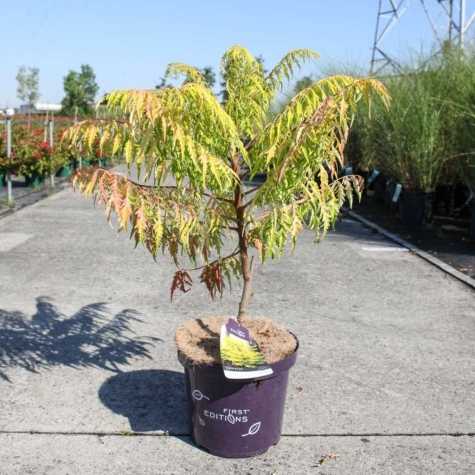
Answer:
231, 154, 253, 324
237, 241, 253, 323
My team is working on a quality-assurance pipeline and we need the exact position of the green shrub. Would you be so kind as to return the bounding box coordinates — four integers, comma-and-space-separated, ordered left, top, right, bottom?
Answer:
355, 49, 475, 192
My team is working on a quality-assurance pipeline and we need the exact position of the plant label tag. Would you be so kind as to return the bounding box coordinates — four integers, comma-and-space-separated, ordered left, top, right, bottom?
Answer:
220, 319, 273, 381
392, 183, 402, 203
367, 169, 380, 185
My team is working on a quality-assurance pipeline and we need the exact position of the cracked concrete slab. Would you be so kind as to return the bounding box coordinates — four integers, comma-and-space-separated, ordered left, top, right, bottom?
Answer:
0, 185, 474, 473
1, 434, 474, 474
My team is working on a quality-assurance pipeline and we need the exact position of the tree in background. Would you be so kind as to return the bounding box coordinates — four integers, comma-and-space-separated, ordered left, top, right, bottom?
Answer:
294, 75, 313, 94
16, 66, 40, 108
61, 65, 99, 117
201, 66, 216, 88
16, 66, 40, 127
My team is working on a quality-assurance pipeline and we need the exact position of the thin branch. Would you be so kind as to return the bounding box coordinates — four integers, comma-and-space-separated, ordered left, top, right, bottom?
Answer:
445, 151, 475, 161
244, 136, 258, 152
106, 170, 177, 190
242, 182, 267, 209
254, 197, 308, 222
244, 185, 263, 196
331, 174, 363, 185
183, 249, 240, 272
242, 199, 255, 210
111, 170, 235, 203
202, 191, 234, 203
74, 117, 129, 126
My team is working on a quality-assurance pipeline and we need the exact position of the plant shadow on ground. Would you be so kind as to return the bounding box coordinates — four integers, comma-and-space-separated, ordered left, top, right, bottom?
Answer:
0, 296, 161, 383
97, 320, 222, 449
98, 369, 192, 442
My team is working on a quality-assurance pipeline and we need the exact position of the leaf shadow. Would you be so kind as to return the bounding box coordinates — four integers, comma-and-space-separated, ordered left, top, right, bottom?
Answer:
0, 296, 161, 382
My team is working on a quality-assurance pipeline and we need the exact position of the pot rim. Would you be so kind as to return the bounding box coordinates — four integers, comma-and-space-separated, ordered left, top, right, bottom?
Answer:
178, 331, 299, 377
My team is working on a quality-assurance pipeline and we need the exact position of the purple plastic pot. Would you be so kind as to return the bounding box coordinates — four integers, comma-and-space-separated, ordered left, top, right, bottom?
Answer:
178, 339, 298, 458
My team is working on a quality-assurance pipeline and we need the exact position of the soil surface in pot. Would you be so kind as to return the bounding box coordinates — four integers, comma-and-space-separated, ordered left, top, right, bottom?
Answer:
176, 316, 297, 365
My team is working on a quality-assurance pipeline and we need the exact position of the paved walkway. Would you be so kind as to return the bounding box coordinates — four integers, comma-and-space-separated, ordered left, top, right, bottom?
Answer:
0, 177, 70, 217
0, 186, 474, 474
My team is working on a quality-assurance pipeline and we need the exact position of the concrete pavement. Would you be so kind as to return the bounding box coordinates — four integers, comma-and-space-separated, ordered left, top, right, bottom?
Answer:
0, 186, 474, 474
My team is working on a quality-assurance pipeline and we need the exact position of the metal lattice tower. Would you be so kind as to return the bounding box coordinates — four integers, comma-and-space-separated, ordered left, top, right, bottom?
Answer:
370, 0, 475, 74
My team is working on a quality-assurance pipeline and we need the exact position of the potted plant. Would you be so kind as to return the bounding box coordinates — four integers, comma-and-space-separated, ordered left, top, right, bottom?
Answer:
0, 130, 37, 187
458, 156, 475, 239
0, 154, 21, 186
36, 143, 68, 182
20, 137, 67, 186
56, 150, 74, 177
358, 50, 475, 228
18, 141, 49, 187
11, 146, 42, 188
65, 46, 388, 458
56, 162, 73, 177
79, 138, 108, 168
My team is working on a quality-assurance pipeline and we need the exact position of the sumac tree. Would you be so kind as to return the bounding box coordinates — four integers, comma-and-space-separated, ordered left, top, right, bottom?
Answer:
65, 46, 388, 322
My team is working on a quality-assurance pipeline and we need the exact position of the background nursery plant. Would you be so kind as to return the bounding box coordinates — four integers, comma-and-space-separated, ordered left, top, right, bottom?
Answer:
349, 50, 475, 229
0, 120, 72, 182
65, 45, 388, 322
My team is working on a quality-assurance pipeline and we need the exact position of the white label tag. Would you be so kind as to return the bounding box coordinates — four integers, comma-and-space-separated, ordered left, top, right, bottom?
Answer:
367, 169, 380, 185
220, 319, 273, 380
392, 183, 402, 203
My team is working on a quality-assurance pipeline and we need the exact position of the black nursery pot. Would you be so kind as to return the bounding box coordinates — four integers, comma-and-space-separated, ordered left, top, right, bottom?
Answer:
372, 173, 387, 203
399, 190, 428, 228
178, 340, 298, 458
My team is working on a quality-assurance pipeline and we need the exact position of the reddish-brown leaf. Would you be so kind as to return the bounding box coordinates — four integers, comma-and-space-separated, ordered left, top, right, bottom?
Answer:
170, 270, 193, 301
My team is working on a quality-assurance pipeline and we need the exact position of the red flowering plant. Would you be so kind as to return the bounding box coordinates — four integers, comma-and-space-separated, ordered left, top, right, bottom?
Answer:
31, 140, 68, 177
0, 120, 78, 181
0, 124, 68, 177
0, 125, 34, 176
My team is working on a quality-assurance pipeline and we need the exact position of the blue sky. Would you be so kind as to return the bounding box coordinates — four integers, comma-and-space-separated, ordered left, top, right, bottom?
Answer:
0, 0, 467, 106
